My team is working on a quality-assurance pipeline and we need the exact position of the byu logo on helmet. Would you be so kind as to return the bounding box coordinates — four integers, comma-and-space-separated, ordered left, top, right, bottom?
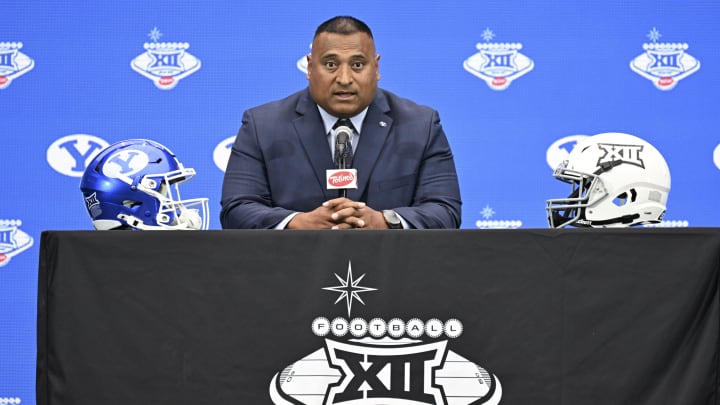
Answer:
102, 149, 151, 178
47, 134, 110, 177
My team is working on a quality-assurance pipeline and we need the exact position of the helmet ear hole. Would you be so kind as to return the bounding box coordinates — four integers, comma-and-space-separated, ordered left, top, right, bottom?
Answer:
122, 200, 142, 208
612, 193, 628, 207
612, 189, 637, 207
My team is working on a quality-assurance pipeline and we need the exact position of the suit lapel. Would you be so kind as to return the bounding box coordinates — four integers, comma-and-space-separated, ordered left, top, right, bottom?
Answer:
293, 90, 336, 200
347, 93, 392, 201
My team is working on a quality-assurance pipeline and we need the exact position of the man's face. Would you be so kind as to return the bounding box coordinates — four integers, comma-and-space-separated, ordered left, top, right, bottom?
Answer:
307, 31, 380, 118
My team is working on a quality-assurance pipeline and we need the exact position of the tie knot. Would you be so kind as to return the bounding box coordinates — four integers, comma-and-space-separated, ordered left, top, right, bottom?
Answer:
333, 118, 355, 132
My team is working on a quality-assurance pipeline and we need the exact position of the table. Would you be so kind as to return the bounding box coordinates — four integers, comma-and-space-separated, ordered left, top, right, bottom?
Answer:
36, 229, 720, 404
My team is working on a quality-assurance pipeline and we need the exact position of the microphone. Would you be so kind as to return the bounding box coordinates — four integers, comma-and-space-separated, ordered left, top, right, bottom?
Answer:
328, 125, 357, 198
334, 126, 352, 169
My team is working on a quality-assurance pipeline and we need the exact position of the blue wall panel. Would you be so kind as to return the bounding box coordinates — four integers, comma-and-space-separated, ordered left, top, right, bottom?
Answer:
2, 1, 718, 403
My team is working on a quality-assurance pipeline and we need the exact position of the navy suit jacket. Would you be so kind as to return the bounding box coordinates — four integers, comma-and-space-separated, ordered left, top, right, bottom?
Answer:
220, 88, 461, 229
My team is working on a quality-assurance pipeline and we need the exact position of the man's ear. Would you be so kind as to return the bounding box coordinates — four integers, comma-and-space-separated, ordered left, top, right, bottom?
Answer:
375, 54, 381, 81
306, 54, 312, 80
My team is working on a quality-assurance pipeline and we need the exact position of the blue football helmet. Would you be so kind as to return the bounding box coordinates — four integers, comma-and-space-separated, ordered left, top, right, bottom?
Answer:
80, 139, 209, 230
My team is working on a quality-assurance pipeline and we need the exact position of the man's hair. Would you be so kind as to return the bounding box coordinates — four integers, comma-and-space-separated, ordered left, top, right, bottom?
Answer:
314, 16, 373, 39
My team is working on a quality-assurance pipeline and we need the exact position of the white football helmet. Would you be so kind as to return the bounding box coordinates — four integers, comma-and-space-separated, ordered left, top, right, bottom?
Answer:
546, 132, 671, 228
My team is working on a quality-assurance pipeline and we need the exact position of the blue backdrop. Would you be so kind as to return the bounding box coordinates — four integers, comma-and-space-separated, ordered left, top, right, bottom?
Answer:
2, 1, 719, 403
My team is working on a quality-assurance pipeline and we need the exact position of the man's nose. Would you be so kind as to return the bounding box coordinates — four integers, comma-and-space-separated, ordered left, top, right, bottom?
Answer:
336, 64, 353, 84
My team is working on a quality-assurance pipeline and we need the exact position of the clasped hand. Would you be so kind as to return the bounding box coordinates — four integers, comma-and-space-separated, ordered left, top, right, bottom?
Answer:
287, 197, 387, 229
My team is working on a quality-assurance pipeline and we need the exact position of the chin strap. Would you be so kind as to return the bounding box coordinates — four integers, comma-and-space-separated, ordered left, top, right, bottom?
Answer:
593, 159, 623, 175
117, 214, 162, 230
118, 213, 200, 230
585, 213, 641, 227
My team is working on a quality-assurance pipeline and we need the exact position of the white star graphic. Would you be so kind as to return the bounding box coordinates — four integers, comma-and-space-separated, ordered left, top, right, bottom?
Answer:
647, 27, 662, 43
482, 28, 495, 43
481, 204, 496, 219
323, 261, 377, 317
148, 27, 163, 43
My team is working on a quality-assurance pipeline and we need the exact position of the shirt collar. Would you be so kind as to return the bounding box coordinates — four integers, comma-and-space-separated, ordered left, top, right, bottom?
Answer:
317, 105, 368, 135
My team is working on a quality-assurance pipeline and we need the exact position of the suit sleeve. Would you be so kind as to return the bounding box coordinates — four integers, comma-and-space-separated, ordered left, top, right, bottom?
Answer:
394, 110, 462, 229
220, 110, 294, 229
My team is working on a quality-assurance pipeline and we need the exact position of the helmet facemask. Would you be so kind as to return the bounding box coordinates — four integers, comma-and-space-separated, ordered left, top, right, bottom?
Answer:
116, 167, 209, 230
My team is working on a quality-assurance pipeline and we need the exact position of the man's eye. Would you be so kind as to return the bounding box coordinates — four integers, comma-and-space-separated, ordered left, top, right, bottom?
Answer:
352, 62, 365, 70
325, 61, 337, 69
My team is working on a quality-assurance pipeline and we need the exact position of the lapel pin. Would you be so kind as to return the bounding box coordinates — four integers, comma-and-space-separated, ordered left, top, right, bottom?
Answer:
379, 121, 387, 127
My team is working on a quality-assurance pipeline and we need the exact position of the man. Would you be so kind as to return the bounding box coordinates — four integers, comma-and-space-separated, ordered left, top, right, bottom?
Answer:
220, 16, 461, 229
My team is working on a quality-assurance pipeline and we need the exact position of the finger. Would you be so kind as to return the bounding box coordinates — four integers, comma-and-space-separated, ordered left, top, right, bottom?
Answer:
339, 216, 366, 229
353, 202, 367, 216
339, 202, 367, 216
332, 206, 364, 221
325, 199, 365, 211
323, 197, 351, 209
